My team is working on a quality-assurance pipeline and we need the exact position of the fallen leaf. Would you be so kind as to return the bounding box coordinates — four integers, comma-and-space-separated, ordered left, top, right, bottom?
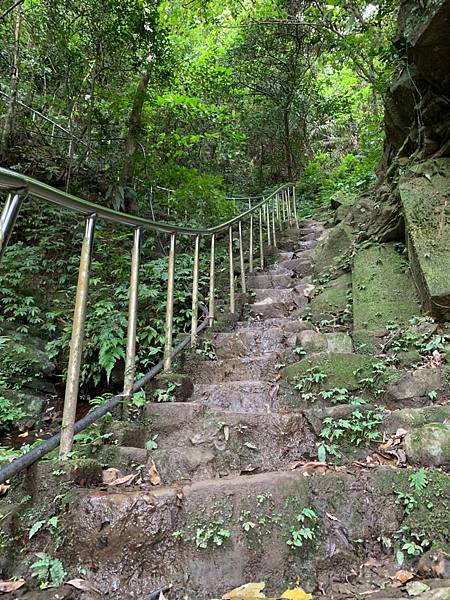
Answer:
0, 579, 25, 592
67, 578, 101, 594
159, 593, 167, 600
18, 431, 29, 438
108, 473, 136, 487
275, 373, 282, 382
222, 582, 266, 599
288, 461, 327, 471
224, 425, 230, 441
281, 587, 312, 600
326, 513, 339, 522
393, 569, 414, 584
102, 467, 120, 485
149, 461, 161, 486
0, 484, 10, 497
303, 284, 315, 298
406, 581, 430, 596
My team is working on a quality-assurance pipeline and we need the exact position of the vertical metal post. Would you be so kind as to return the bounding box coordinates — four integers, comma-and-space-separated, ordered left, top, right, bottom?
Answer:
229, 226, 235, 314
272, 198, 277, 248
276, 193, 281, 227
281, 190, 286, 224
238, 221, 246, 293
287, 187, 292, 224
259, 207, 264, 268
59, 214, 96, 457
122, 227, 142, 418
266, 202, 271, 246
0, 191, 25, 259
293, 186, 299, 227
163, 233, 176, 371
209, 234, 215, 326
191, 234, 200, 347
249, 212, 254, 273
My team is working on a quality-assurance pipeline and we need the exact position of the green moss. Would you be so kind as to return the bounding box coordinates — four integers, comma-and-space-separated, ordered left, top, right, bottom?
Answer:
400, 159, 450, 320
313, 222, 354, 275
284, 352, 374, 392
311, 273, 351, 319
374, 468, 450, 553
353, 243, 421, 335
405, 424, 450, 467
389, 406, 450, 429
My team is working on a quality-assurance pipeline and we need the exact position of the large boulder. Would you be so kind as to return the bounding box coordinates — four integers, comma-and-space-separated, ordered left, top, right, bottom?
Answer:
405, 423, 450, 466
399, 159, 450, 321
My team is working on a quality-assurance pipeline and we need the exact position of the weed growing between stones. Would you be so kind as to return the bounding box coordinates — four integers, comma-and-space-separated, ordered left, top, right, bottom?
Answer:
318, 409, 383, 460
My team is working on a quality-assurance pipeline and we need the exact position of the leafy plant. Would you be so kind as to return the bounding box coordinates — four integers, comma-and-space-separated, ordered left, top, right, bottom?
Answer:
195, 519, 231, 549
285, 507, 318, 549
196, 339, 217, 360
30, 553, 66, 589
320, 409, 383, 449
153, 382, 179, 402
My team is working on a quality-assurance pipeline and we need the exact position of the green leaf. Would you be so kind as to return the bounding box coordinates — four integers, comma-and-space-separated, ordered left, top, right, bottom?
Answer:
29, 520, 45, 539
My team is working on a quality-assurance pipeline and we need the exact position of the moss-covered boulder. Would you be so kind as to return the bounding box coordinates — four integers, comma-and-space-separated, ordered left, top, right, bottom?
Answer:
383, 405, 450, 433
400, 159, 450, 321
313, 222, 354, 276
405, 423, 450, 466
310, 273, 351, 320
353, 243, 421, 339
284, 352, 377, 392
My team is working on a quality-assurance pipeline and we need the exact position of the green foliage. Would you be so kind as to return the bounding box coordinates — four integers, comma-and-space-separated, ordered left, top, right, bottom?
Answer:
0, 394, 25, 432
195, 519, 231, 549
30, 553, 66, 589
320, 409, 383, 457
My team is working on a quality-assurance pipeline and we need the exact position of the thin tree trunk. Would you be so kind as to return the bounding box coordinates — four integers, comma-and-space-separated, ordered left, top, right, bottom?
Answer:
120, 59, 152, 215
1, 4, 22, 158
283, 108, 294, 181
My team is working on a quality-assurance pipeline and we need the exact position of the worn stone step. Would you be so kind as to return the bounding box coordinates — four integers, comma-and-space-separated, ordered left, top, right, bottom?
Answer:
275, 256, 313, 277
60, 468, 419, 599
212, 327, 286, 359
117, 403, 315, 483
247, 272, 297, 289
190, 357, 277, 384
249, 287, 309, 318
191, 380, 273, 411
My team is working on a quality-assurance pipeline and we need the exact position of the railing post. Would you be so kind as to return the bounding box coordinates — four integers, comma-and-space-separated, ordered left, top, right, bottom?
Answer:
0, 190, 26, 259
122, 227, 142, 418
276, 193, 281, 228
229, 226, 235, 314
249, 212, 254, 273
286, 188, 292, 225
259, 207, 264, 268
191, 234, 200, 347
209, 234, 215, 326
238, 221, 246, 293
272, 197, 277, 248
163, 233, 176, 371
59, 214, 96, 457
281, 190, 286, 224
293, 185, 298, 227
266, 202, 271, 246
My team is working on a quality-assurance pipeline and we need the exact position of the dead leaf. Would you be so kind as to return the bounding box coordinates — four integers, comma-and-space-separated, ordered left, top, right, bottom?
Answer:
222, 582, 266, 599
275, 373, 282, 382
281, 587, 312, 600
107, 473, 136, 487
0, 484, 10, 497
224, 425, 230, 442
303, 284, 315, 298
326, 513, 339, 522
67, 578, 101, 594
149, 461, 161, 486
102, 467, 120, 485
288, 461, 327, 471
158, 593, 167, 600
392, 570, 414, 584
18, 431, 29, 438
0, 579, 25, 592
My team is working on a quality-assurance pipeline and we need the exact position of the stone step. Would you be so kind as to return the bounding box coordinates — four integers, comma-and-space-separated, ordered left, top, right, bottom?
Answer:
190, 357, 277, 384
109, 403, 315, 484
61, 468, 417, 599
191, 380, 273, 411
247, 272, 297, 289
212, 327, 286, 359
249, 287, 309, 318
275, 256, 313, 277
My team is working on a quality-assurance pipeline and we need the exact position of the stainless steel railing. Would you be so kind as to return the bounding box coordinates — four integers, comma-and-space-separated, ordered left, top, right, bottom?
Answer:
0, 167, 297, 476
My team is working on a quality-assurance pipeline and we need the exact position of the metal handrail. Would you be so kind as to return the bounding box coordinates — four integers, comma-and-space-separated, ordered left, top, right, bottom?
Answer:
0, 166, 298, 477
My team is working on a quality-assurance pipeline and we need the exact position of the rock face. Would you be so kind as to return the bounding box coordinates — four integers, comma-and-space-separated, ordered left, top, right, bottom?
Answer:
399, 159, 450, 320
352, 243, 421, 340
405, 423, 450, 466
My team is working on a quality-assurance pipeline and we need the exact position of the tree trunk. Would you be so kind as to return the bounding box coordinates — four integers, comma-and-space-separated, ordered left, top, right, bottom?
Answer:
120, 60, 152, 215
1, 4, 22, 159
283, 108, 294, 181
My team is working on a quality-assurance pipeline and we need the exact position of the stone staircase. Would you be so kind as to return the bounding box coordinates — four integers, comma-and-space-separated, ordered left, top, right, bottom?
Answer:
4, 221, 450, 600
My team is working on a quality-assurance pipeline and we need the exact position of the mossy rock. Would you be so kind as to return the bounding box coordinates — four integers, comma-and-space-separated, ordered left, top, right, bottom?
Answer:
400, 159, 450, 321
313, 222, 354, 275
405, 423, 450, 467
284, 352, 376, 392
353, 243, 421, 337
384, 405, 450, 432
311, 273, 351, 320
